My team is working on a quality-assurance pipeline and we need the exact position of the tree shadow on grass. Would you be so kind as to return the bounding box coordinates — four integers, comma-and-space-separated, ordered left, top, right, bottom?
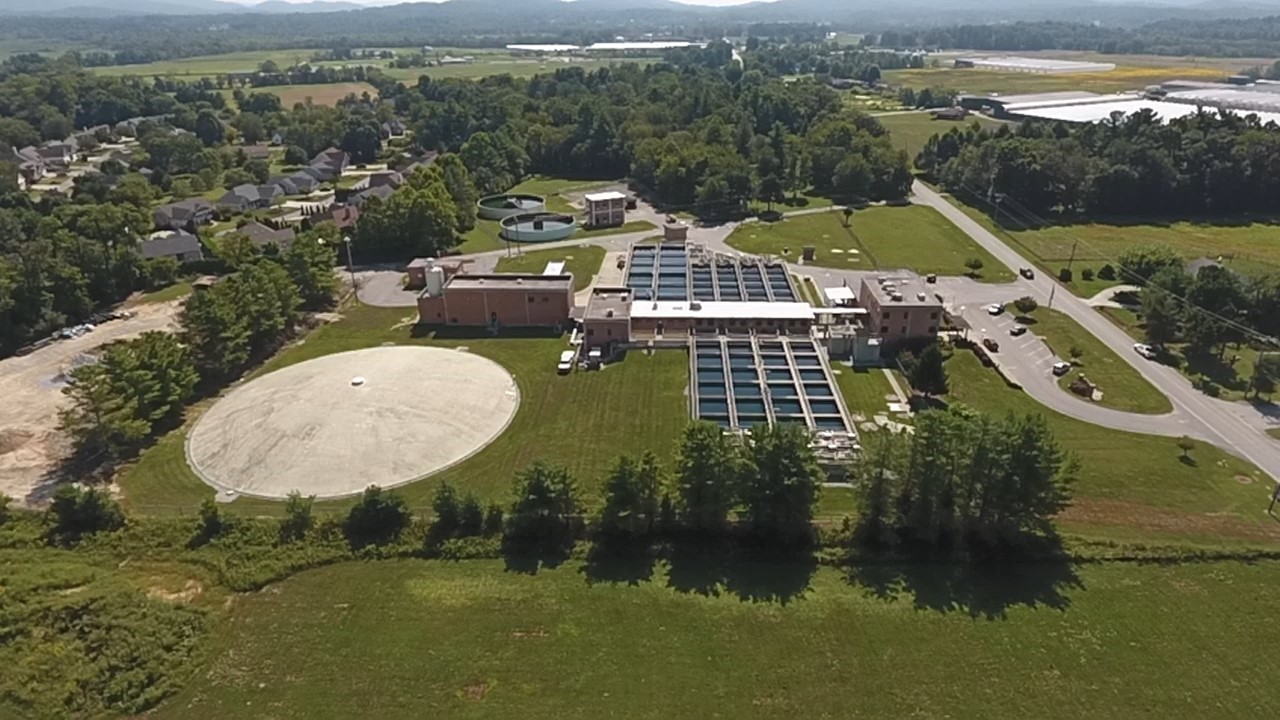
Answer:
845, 543, 1083, 620
581, 540, 658, 587
665, 539, 816, 605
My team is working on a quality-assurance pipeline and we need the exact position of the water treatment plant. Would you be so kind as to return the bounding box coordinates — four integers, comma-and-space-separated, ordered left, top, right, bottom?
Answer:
498, 211, 579, 242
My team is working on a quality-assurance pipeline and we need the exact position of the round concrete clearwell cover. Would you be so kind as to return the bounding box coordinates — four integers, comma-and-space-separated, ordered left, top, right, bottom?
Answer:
186, 346, 519, 500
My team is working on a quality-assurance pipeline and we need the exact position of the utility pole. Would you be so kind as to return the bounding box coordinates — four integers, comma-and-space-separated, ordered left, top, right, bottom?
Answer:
1065, 237, 1080, 275
343, 235, 359, 304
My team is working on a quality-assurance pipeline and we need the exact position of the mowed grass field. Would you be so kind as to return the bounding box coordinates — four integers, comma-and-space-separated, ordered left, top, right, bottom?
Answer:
875, 111, 1005, 158
885, 64, 1227, 95
151, 558, 1280, 719
939, 190, 1280, 296
271, 82, 378, 107
944, 351, 1276, 544
117, 304, 691, 516
495, 245, 605, 291
726, 206, 1014, 281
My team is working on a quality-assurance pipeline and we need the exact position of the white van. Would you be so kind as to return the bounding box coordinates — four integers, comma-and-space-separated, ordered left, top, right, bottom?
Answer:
557, 350, 575, 374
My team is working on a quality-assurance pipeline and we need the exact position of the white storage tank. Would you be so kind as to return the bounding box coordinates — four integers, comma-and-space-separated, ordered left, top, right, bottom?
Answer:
425, 266, 445, 296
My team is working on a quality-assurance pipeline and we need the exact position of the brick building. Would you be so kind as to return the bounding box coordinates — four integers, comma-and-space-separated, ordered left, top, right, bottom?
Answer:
416, 274, 575, 328
584, 191, 627, 227
858, 276, 943, 346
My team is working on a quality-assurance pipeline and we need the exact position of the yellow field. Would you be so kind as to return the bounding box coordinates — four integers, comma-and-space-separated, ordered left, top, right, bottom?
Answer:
272, 82, 378, 107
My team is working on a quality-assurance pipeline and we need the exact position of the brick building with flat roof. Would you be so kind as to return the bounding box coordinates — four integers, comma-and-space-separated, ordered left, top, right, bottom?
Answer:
858, 275, 943, 346
416, 274, 575, 328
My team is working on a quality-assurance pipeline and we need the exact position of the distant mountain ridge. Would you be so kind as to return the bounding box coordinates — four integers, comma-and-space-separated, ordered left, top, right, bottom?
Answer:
0, 0, 364, 15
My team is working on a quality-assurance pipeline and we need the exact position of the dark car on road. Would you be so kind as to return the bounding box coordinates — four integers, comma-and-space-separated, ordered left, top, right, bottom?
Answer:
1020, 267, 1035, 279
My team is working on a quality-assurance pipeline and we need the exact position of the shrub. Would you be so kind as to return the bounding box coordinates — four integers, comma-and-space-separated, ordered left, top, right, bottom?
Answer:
1058, 268, 1073, 282
345, 485, 411, 548
1098, 264, 1116, 280
278, 490, 315, 543
1081, 268, 1095, 281
482, 503, 504, 537
46, 485, 124, 543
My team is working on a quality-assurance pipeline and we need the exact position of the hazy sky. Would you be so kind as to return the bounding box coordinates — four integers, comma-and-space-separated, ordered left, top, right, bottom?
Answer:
221, 0, 769, 6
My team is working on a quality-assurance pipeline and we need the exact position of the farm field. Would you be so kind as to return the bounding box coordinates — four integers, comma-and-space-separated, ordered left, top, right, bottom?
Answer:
495, 245, 606, 291
150, 557, 1280, 719
885, 64, 1227, 95
726, 206, 1014, 282
875, 110, 1005, 158
271, 82, 378, 107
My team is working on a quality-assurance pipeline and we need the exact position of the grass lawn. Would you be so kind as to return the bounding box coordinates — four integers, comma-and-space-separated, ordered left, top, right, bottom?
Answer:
875, 111, 1004, 158
1268, 428, 1280, 440
793, 274, 821, 306
90, 49, 325, 77
831, 364, 899, 421
884, 64, 1226, 96
382, 57, 651, 83
1016, 307, 1172, 415
455, 218, 504, 254
152, 557, 1280, 719
131, 281, 193, 306
940, 189, 1280, 296
495, 245, 605, 291
727, 206, 1013, 282
1096, 305, 1145, 342
117, 305, 691, 516
944, 351, 1275, 542
575, 220, 655, 239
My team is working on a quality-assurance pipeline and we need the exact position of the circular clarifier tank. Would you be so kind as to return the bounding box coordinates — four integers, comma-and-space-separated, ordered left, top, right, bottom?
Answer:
476, 193, 547, 220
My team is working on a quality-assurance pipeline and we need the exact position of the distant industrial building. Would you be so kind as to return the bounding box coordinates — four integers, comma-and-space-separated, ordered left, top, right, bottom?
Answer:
954, 56, 1115, 74
416, 272, 576, 328
505, 40, 704, 56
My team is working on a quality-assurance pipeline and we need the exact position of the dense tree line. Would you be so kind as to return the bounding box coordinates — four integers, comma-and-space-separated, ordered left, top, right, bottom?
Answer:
403, 62, 911, 214
917, 111, 1280, 218
745, 41, 921, 80
874, 18, 1280, 58
852, 408, 1076, 551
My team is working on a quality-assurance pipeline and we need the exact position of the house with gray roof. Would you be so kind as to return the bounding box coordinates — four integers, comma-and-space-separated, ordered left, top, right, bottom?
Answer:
269, 172, 319, 196
351, 184, 395, 207
352, 170, 404, 193
308, 147, 349, 181
216, 184, 282, 213
154, 198, 214, 231
223, 220, 296, 251
140, 231, 203, 262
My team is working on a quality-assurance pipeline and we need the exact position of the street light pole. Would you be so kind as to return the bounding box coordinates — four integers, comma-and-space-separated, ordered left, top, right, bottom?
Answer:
343, 235, 359, 304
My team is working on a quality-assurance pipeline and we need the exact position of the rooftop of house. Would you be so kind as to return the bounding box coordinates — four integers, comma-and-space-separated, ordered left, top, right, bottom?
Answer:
443, 274, 575, 292
140, 231, 201, 259
860, 275, 942, 308
584, 191, 627, 203
224, 220, 295, 248
157, 197, 214, 213
630, 300, 815, 321
584, 287, 633, 321
218, 184, 279, 205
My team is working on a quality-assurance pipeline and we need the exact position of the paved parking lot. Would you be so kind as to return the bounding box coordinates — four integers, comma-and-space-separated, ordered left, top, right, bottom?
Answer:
961, 305, 1063, 385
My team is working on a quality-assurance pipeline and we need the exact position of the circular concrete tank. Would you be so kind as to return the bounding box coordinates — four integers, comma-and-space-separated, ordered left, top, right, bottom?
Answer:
499, 212, 579, 242
477, 193, 546, 220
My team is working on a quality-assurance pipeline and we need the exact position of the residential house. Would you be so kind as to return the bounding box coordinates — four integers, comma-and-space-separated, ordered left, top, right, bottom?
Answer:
351, 170, 403, 193
8, 145, 46, 185
296, 166, 326, 182
140, 231, 204, 262
154, 198, 215, 231
309, 147, 349, 181
307, 204, 360, 231
216, 184, 282, 214
351, 184, 395, 207
380, 120, 406, 139
222, 220, 296, 252
268, 172, 319, 196
36, 141, 76, 172
238, 144, 274, 161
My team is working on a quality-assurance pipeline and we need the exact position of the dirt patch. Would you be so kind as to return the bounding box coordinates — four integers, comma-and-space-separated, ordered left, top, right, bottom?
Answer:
1060, 499, 1280, 542
1235, 475, 1255, 485
462, 682, 489, 701
0, 301, 182, 505
148, 579, 204, 604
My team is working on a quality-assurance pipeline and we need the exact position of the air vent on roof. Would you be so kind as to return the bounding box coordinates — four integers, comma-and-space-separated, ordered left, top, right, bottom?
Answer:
917, 292, 927, 301
690, 301, 702, 311
606, 309, 614, 318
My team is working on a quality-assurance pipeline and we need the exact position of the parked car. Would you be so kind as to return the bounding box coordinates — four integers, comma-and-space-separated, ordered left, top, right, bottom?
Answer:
557, 350, 576, 374
616, 257, 626, 270
1020, 267, 1035, 279
1010, 324, 1027, 337
1134, 343, 1158, 360
987, 303, 1004, 315
1052, 361, 1072, 376
982, 337, 1000, 352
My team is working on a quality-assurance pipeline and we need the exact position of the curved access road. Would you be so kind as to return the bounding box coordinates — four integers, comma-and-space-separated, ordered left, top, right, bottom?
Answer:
912, 180, 1280, 480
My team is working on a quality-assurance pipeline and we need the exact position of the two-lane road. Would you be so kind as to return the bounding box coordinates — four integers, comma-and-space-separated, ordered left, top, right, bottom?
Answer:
913, 180, 1280, 480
